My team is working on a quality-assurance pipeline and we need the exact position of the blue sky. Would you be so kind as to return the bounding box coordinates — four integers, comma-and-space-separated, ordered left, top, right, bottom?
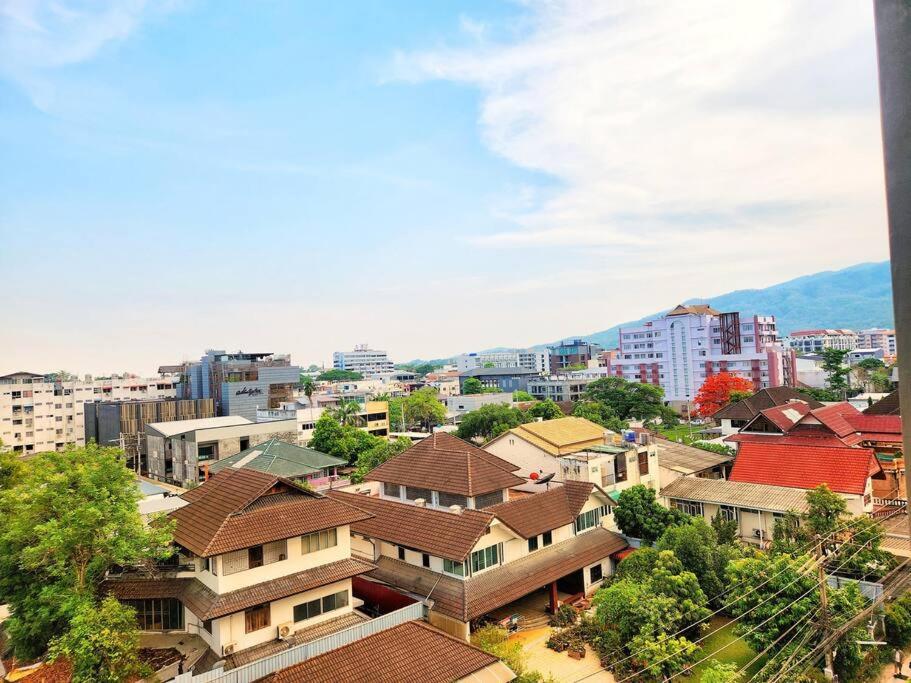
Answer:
1, 1, 889, 374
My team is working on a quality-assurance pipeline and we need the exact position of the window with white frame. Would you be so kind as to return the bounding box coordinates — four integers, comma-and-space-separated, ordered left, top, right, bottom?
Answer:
719, 505, 738, 522
574, 508, 601, 533
671, 499, 703, 517
470, 544, 500, 573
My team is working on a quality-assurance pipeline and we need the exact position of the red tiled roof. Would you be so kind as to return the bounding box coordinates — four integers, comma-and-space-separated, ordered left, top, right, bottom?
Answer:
171, 468, 372, 556
806, 403, 861, 437
262, 621, 502, 683
729, 442, 880, 495
845, 414, 902, 435
756, 402, 812, 431
724, 433, 853, 448
327, 490, 496, 562
486, 480, 595, 539
365, 432, 525, 497
713, 388, 823, 421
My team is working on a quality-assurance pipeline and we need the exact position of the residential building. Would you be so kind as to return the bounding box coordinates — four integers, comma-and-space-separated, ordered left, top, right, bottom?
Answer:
526, 375, 597, 402
167, 350, 300, 421
145, 416, 298, 485
548, 339, 603, 371
332, 345, 395, 375
712, 387, 823, 436
331, 434, 626, 639
84, 398, 214, 469
262, 620, 515, 683
256, 401, 389, 440
604, 304, 796, 408
207, 438, 347, 490
0, 371, 177, 454
858, 328, 898, 360
794, 354, 829, 389
455, 350, 550, 374
655, 438, 734, 488
457, 367, 540, 394
597, 349, 621, 368
787, 329, 858, 353
104, 468, 382, 667
846, 347, 886, 365
660, 477, 810, 546
443, 393, 513, 423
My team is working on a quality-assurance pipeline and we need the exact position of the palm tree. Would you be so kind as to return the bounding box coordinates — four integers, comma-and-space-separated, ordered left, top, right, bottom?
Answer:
331, 400, 361, 427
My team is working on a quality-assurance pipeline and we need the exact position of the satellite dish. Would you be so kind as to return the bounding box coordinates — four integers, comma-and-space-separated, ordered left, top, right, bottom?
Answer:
535, 472, 555, 485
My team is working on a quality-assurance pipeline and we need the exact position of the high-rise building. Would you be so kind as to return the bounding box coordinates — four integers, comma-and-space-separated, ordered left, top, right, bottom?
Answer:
0, 371, 177, 454
858, 328, 897, 360
603, 304, 796, 406
165, 350, 300, 421
787, 329, 858, 354
332, 345, 395, 375
455, 349, 550, 374
548, 339, 603, 371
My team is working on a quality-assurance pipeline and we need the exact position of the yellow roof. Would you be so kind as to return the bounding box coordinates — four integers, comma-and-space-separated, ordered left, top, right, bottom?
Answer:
504, 417, 606, 455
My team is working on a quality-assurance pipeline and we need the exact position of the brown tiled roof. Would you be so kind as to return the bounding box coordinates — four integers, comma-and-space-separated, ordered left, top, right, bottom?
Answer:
364, 432, 525, 497
262, 621, 503, 683
170, 468, 372, 556
369, 527, 626, 621
105, 558, 374, 620
485, 480, 594, 539
327, 491, 495, 561
713, 387, 823, 421
865, 389, 902, 415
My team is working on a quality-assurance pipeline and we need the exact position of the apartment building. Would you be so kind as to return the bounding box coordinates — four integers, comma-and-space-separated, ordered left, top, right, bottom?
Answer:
455, 349, 550, 374
165, 350, 300, 421
146, 416, 298, 485
457, 367, 540, 394
331, 433, 627, 639
332, 345, 394, 375
548, 339, 603, 371
526, 375, 597, 403
104, 468, 381, 666
858, 328, 898, 360
0, 371, 177, 454
604, 304, 796, 407
257, 400, 389, 442
787, 329, 858, 353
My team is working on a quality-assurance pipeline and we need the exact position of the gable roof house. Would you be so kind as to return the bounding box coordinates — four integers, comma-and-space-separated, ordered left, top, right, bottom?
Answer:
104, 467, 399, 669
712, 387, 823, 435
206, 438, 346, 489
331, 433, 627, 640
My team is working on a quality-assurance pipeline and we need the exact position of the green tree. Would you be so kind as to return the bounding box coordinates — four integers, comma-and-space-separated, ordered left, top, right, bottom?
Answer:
470, 625, 552, 683
462, 377, 485, 395
830, 514, 895, 581
387, 396, 405, 431
513, 390, 535, 402
456, 403, 528, 441
613, 484, 686, 543
583, 376, 670, 421
330, 400, 362, 427
615, 547, 660, 582
404, 387, 446, 431
0, 439, 24, 489
317, 369, 363, 381
820, 348, 850, 394
571, 400, 627, 432
855, 357, 885, 370
351, 436, 412, 483
49, 597, 146, 683
0, 444, 174, 658
805, 483, 848, 545
700, 660, 742, 683
526, 399, 563, 421
657, 517, 728, 601
711, 511, 739, 545
300, 376, 317, 408
308, 413, 381, 464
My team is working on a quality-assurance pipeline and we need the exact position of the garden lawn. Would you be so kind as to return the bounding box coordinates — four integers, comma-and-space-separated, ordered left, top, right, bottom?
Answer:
657, 424, 707, 445
686, 616, 765, 680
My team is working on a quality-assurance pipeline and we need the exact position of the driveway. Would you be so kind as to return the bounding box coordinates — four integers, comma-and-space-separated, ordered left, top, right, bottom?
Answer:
510, 626, 615, 683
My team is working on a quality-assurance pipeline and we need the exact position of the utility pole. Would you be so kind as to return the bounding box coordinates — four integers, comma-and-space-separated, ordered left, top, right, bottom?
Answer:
817, 536, 835, 680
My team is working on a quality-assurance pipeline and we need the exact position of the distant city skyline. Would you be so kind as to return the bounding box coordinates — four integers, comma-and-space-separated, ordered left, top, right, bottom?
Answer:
1, 1, 889, 375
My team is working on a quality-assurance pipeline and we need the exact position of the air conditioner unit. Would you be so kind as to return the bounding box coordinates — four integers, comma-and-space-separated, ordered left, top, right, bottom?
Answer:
277, 622, 293, 640
752, 529, 762, 538
222, 642, 237, 656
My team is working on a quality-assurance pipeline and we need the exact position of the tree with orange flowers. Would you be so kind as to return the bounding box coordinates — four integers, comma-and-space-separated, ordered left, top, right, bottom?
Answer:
694, 372, 754, 418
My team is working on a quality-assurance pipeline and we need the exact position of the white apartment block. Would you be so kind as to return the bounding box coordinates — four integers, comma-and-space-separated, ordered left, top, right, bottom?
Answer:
787, 329, 858, 354
0, 371, 176, 454
455, 349, 550, 374
858, 328, 897, 360
332, 345, 394, 375
604, 305, 796, 406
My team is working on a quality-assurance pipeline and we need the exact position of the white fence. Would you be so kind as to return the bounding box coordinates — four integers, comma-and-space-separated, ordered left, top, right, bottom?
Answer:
171, 602, 425, 683
827, 574, 884, 602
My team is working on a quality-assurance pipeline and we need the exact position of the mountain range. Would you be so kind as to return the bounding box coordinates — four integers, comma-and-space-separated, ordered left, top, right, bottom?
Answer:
406, 261, 894, 365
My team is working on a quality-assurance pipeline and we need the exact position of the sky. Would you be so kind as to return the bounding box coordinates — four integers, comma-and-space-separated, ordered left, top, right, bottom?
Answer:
0, 0, 890, 375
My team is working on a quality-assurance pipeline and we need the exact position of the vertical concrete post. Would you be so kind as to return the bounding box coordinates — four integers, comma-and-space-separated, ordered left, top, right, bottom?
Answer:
873, 0, 911, 537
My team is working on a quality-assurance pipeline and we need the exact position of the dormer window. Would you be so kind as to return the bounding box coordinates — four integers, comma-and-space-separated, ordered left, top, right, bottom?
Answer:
383, 482, 401, 498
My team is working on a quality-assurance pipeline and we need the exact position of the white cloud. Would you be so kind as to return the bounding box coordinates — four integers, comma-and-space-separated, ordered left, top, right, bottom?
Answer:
391, 1, 888, 278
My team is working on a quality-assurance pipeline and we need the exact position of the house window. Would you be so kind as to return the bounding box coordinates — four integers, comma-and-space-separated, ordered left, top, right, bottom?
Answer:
590, 564, 604, 584
405, 486, 432, 502
201, 619, 212, 633
671, 499, 704, 517
471, 544, 500, 573
398, 546, 406, 561
542, 531, 553, 547
123, 598, 184, 631
293, 591, 349, 623
422, 553, 431, 568
383, 482, 401, 498
614, 454, 627, 483
438, 491, 469, 508
302, 528, 337, 553
443, 558, 467, 577
574, 509, 601, 534
475, 490, 505, 508
528, 536, 539, 553
248, 545, 264, 569
244, 604, 270, 633
638, 451, 649, 476
719, 505, 738, 522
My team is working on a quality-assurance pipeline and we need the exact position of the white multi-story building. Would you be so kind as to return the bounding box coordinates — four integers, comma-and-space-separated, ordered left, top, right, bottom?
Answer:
604, 305, 796, 407
332, 345, 395, 375
455, 349, 550, 374
786, 329, 858, 354
858, 328, 897, 360
0, 371, 177, 454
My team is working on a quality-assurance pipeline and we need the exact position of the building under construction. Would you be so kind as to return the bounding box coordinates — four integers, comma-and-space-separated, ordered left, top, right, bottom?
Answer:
84, 397, 215, 471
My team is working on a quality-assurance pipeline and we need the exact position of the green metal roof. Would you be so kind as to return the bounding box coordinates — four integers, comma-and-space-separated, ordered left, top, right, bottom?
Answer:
607, 490, 622, 503
586, 445, 627, 455
207, 438, 345, 478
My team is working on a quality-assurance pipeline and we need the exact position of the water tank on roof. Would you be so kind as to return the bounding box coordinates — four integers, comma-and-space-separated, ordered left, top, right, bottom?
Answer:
623, 430, 636, 443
